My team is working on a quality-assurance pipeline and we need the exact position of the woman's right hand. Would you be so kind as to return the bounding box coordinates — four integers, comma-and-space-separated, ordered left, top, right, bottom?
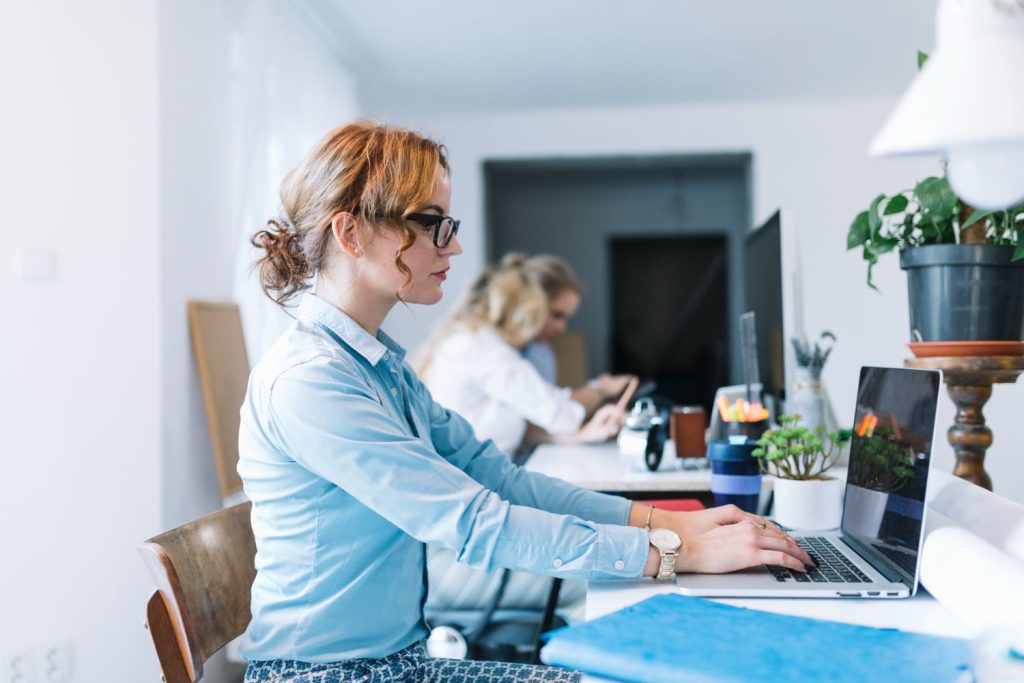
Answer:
673, 521, 812, 574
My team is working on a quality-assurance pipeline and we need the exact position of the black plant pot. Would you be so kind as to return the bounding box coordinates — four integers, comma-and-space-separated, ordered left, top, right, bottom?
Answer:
900, 244, 1024, 342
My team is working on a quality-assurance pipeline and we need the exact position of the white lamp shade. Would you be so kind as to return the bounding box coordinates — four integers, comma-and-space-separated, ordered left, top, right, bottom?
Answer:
870, 0, 1024, 156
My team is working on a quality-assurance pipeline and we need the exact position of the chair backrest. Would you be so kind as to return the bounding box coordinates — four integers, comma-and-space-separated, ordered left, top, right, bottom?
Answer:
551, 331, 588, 389
187, 300, 249, 500
139, 502, 256, 683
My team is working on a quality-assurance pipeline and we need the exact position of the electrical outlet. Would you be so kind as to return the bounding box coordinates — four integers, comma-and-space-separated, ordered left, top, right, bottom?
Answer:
39, 642, 71, 683
13, 247, 57, 282
1, 648, 36, 683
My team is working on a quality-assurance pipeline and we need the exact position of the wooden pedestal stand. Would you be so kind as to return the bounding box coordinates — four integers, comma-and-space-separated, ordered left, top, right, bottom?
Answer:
904, 356, 1024, 490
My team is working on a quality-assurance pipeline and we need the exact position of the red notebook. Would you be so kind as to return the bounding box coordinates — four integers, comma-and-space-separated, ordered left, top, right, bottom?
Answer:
645, 499, 704, 512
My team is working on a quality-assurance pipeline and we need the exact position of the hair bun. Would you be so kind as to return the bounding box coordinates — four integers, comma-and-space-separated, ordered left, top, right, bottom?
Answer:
252, 218, 295, 250
251, 217, 309, 305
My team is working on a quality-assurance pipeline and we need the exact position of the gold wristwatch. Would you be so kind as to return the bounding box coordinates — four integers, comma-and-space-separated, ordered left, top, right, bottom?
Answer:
648, 528, 682, 581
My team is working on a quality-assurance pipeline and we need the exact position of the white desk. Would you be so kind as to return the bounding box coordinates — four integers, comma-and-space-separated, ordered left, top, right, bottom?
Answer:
526, 442, 722, 494
527, 446, 970, 655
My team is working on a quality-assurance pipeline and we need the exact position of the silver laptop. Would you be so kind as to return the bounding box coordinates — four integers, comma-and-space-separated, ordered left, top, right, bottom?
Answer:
677, 366, 941, 599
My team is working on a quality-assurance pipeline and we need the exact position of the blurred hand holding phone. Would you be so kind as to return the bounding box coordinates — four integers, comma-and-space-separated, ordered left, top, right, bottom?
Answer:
615, 377, 640, 412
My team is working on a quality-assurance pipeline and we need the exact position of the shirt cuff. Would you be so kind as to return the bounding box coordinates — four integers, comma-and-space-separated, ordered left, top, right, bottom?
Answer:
591, 523, 649, 579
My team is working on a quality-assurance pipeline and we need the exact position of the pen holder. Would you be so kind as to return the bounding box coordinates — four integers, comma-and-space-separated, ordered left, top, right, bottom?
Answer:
707, 441, 762, 513
724, 418, 768, 442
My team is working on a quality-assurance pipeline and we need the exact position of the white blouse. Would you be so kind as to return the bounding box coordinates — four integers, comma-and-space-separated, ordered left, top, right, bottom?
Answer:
422, 326, 586, 454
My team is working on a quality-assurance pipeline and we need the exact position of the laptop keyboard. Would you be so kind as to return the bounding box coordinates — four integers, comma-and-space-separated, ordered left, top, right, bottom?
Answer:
767, 537, 872, 584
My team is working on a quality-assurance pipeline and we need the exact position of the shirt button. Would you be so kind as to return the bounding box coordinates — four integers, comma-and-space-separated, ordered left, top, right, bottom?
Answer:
552, 558, 563, 568
382, 351, 390, 360
390, 387, 398, 396
614, 560, 625, 571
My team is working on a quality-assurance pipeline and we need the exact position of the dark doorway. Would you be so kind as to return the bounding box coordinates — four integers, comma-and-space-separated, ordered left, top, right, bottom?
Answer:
484, 154, 751, 387
610, 235, 729, 412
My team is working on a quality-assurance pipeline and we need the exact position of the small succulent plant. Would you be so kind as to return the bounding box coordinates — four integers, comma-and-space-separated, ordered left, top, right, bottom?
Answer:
752, 414, 852, 481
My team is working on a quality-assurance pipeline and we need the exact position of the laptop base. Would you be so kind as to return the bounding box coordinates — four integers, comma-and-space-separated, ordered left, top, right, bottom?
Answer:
675, 531, 910, 599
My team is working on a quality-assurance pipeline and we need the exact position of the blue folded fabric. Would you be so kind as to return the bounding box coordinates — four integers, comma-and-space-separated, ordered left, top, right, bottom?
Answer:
540, 594, 971, 683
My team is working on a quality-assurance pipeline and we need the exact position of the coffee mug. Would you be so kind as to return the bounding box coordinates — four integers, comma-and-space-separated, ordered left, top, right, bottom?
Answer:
671, 406, 707, 458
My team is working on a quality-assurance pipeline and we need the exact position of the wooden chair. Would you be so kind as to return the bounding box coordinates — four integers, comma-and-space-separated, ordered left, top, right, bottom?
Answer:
187, 300, 249, 501
139, 502, 256, 683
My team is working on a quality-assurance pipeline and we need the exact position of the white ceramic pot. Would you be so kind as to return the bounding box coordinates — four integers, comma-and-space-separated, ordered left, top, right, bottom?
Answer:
772, 476, 844, 531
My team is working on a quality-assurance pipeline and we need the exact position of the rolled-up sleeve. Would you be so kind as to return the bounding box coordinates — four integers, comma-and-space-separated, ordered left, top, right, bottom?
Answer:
268, 359, 648, 580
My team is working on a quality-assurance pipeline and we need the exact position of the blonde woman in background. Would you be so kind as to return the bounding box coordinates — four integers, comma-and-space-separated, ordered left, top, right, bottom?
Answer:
519, 254, 633, 444
419, 254, 631, 459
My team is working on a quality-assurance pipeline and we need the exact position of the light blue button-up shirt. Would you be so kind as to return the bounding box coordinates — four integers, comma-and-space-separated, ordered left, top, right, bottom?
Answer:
237, 294, 648, 663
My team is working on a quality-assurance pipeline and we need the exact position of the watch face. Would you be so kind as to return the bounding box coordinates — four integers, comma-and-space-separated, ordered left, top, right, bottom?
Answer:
649, 528, 681, 551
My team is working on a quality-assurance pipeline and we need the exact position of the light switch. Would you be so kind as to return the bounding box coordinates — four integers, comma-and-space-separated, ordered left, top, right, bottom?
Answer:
15, 248, 56, 282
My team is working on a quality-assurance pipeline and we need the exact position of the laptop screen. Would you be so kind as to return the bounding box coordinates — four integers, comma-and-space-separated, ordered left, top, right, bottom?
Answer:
841, 366, 940, 580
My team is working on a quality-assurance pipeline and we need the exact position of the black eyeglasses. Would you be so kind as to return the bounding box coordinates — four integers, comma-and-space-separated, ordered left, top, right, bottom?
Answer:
405, 213, 460, 248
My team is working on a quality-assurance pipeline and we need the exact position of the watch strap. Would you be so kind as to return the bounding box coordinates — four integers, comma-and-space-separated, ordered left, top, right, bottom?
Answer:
655, 549, 677, 581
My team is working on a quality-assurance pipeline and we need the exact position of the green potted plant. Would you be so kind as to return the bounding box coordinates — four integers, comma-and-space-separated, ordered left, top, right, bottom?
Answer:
752, 415, 852, 530
844, 428, 916, 538
847, 50, 1024, 344
847, 174, 1024, 342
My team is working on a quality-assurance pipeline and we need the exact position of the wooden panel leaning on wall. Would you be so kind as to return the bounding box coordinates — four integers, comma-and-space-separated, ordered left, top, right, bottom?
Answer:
187, 300, 249, 501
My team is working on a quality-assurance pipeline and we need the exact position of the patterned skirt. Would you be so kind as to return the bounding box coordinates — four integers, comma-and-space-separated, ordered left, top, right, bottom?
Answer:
244, 642, 581, 683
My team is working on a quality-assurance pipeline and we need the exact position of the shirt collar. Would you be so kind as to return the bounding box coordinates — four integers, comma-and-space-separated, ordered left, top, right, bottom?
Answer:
297, 293, 406, 366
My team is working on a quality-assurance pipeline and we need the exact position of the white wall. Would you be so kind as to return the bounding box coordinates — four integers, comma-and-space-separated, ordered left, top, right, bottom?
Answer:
159, 0, 359, 529
383, 100, 1023, 503
0, 1, 358, 681
0, 1, 163, 681
158, 2, 357, 680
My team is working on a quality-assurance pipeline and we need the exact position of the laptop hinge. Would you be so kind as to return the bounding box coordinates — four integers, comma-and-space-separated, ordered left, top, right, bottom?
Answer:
839, 534, 911, 587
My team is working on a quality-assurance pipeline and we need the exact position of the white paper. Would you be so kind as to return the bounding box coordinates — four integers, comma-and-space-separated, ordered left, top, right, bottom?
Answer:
921, 509, 1024, 635
927, 470, 1024, 564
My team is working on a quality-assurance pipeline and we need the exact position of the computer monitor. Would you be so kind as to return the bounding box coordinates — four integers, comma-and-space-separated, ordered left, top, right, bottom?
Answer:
742, 209, 803, 409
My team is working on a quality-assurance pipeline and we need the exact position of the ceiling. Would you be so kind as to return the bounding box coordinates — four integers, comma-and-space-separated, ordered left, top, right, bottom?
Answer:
293, 0, 937, 116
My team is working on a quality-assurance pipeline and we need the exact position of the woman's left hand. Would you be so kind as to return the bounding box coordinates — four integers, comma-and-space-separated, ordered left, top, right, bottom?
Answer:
575, 403, 628, 443
673, 505, 789, 538
638, 503, 793, 542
